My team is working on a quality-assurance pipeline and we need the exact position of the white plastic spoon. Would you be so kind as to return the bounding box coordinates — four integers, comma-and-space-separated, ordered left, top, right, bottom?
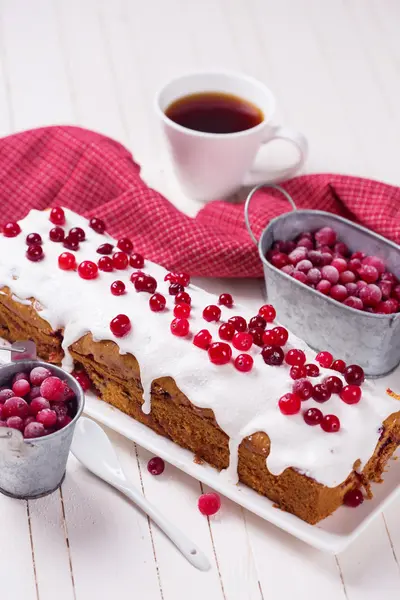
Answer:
71, 417, 211, 571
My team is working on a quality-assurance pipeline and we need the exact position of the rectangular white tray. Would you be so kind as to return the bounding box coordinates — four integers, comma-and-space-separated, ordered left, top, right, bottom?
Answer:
84, 392, 400, 554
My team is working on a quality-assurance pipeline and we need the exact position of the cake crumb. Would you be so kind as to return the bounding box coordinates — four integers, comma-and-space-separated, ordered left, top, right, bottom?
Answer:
386, 388, 400, 401
194, 454, 205, 465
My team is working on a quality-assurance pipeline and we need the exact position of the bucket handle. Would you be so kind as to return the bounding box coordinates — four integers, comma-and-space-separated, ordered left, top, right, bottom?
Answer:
244, 183, 297, 246
0, 428, 24, 451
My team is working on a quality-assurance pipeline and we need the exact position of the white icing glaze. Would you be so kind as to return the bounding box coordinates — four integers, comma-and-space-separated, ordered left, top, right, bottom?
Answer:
0, 209, 398, 488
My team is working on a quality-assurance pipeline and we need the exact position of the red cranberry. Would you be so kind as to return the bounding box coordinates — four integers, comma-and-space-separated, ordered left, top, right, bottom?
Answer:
321, 265, 339, 284
249, 316, 266, 330
0, 389, 14, 404
285, 348, 306, 366
344, 296, 364, 310
164, 273, 176, 283
234, 354, 254, 372
130, 253, 144, 268
78, 260, 98, 280
117, 238, 133, 254
359, 284, 382, 307
331, 257, 347, 273
271, 326, 289, 346
274, 240, 296, 253
198, 492, 221, 516
281, 264, 295, 276
262, 329, 277, 345
308, 250, 324, 266
50, 207, 65, 225
344, 364, 364, 386
258, 305, 276, 322
248, 327, 264, 347
316, 279, 331, 295
219, 323, 235, 341
29, 397, 50, 415
203, 305, 221, 322
292, 271, 308, 284
348, 257, 362, 273
56, 415, 72, 430
393, 284, 400, 301
331, 359, 346, 373
58, 252, 76, 270
3, 221, 21, 237
315, 227, 336, 247
296, 259, 313, 273
362, 255, 385, 274
12, 379, 31, 397
339, 270, 355, 285
49, 226, 65, 242
379, 280, 392, 300
63, 237, 80, 253
359, 264, 379, 284
303, 407, 323, 426
112, 252, 129, 270
193, 329, 212, 350
7, 416, 24, 431
176, 273, 190, 287
89, 217, 106, 234
26, 245, 44, 262
3, 397, 30, 419
312, 383, 331, 403
26, 232, 42, 245
149, 293, 166, 312
321, 414, 340, 433
315, 351, 333, 368
278, 393, 301, 415
218, 293, 233, 308
40, 377, 65, 401
208, 342, 232, 365
24, 422, 45, 439
343, 489, 364, 507
97, 243, 114, 255
376, 299, 399, 314
330, 284, 348, 302
36, 409, 57, 428
147, 457, 165, 475
290, 365, 306, 380
340, 385, 362, 404
288, 247, 308, 265
271, 252, 290, 269
30, 367, 51, 387
169, 283, 184, 296
174, 303, 191, 318
345, 282, 358, 296
175, 291, 191, 305
69, 227, 85, 242
110, 280, 126, 296
324, 375, 343, 394
228, 316, 247, 332
135, 275, 157, 293
293, 378, 313, 400
130, 270, 144, 283
232, 332, 252, 351
334, 242, 349, 256
98, 256, 114, 272
307, 268, 322, 285
170, 317, 190, 337
297, 237, 314, 251
261, 345, 284, 366
71, 371, 90, 392
305, 363, 320, 377
110, 314, 132, 338
12, 372, 29, 384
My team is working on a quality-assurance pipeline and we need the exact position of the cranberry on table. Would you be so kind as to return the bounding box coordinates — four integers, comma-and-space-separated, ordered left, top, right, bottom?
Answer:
170, 318, 190, 337
58, 252, 76, 270
315, 351, 333, 368
97, 243, 114, 254
63, 235, 80, 251
331, 359, 346, 373
135, 275, 157, 294
68, 226, 85, 242
248, 327, 264, 347
343, 488, 364, 507
292, 378, 313, 400
303, 407, 323, 426
340, 385, 362, 404
272, 326, 289, 346
232, 332, 253, 351
175, 291, 191, 305
285, 348, 306, 366
312, 383, 331, 403
49, 207, 65, 225
228, 316, 247, 332
324, 376, 343, 394
289, 365, 306, 380
112, 252, 129, 270
117, 238, 133, 254
26, 232, 42, 245
110, 314, 132, 338
40, 376, 65, 401
262, 329, 277, 346
344, 364, 364, 386
172, 303, 190, 318
27, 245, 44, 262
49, 226, 65, 242
3, 221, 21, 237
208, 342, 232, 365
169, 282, 184, 296
175, 273, 190, 287
278, 392, 301, 415
234, 354, 254, 373
261, 345, 284, 366
219, 323, 235, 341
218, 293, 233, 308
89, 217, 106, 234
258, 305, 276, 322
305, 363, 320, 377
24, 421, 45, 439
78, 260, 99, 280
203, 305, 221, 322
130, 270, 144, 283
147, 456, 165, 475
149, 293, 166, 312
73, 371, 91, 392
193, 329, 212, 350
110, 280, 126, 296
249, 315, 266, 330
98, 256, 114, 272
130, 253, 145, 269
321, 414, 340, 433
198, 492, 221, 516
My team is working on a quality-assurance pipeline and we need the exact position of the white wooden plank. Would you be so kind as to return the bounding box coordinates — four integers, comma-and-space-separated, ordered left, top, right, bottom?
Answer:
0, 496, 38, 600
28, 492, 75, 600
0, 0, 74, 130
382, 495, 400, 573
0, 32, 13, 136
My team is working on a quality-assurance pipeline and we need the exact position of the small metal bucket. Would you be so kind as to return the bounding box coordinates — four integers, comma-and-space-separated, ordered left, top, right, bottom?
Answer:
245, 183, 400, 377
0, 360, 84, 499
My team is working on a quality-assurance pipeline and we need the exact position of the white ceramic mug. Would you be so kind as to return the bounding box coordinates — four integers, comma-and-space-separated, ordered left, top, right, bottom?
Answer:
155, 71, 308, 202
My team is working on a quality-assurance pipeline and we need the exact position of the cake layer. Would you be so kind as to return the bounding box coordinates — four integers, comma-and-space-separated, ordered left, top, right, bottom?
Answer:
0, 208, 399, 524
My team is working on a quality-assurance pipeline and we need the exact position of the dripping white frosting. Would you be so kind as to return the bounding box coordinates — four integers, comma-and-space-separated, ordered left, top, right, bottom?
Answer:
0, 208, 398, 488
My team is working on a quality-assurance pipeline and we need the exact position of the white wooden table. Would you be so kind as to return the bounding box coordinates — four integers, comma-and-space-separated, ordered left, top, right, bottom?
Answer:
0, 1, 399, 598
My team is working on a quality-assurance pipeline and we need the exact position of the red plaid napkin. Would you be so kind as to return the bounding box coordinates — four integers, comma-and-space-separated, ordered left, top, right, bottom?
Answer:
1, 126, 399, 278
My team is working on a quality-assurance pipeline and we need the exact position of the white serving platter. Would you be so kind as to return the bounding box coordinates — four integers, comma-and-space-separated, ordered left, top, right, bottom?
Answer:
83, 391, 400, 555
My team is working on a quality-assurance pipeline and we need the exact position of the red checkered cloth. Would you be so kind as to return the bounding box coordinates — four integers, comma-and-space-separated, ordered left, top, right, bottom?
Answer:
1, 126, 399, 278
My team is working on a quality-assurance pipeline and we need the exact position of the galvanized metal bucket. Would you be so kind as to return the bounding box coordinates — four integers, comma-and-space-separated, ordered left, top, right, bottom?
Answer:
245, 183, 400, 377
0, 360, 84, 499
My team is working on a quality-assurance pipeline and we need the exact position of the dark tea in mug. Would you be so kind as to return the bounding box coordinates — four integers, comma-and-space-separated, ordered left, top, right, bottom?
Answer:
165, 91, 264, 134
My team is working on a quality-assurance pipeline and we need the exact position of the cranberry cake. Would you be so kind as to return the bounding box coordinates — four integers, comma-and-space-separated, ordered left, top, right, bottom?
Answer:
0, 208, 399, 524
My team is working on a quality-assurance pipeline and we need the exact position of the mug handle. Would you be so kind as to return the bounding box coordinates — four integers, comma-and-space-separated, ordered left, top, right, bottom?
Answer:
243, 125, 308, 186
